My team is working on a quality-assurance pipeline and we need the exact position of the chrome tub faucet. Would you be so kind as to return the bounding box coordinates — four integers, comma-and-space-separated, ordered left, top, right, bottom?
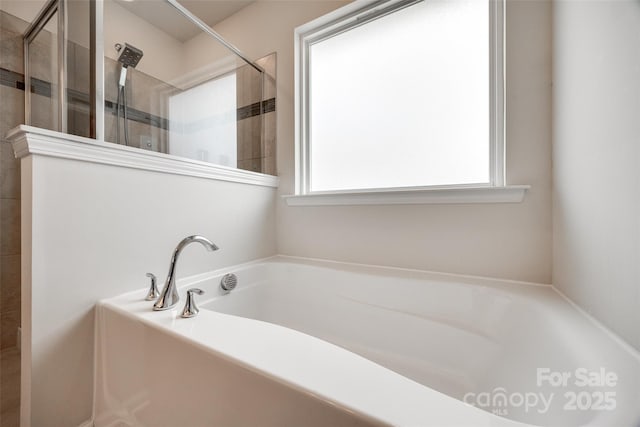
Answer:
153, 235, 219, 311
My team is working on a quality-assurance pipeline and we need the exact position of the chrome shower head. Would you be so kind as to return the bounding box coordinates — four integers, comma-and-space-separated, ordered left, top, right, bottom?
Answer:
117, 43, 143, 69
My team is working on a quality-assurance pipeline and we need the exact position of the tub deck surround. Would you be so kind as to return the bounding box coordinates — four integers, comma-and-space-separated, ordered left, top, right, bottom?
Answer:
7, 124, 279, 426
6, 125, 279, 187
97, 257, 640, 427
98, 272, 522, 427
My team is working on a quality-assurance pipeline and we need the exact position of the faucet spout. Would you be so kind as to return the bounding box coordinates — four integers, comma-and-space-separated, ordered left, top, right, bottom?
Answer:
153, 235, 219, 311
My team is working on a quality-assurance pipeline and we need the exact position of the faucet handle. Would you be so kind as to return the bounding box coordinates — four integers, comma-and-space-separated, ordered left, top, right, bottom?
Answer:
145, 273, 159, 301
181, 288, 205, 318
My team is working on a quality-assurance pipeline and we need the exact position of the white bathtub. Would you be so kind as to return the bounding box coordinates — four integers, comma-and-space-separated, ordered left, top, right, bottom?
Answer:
95, 257, 640, 427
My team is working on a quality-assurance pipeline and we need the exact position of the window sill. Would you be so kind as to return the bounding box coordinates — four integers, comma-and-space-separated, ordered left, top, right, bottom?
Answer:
283, 185, 530, 206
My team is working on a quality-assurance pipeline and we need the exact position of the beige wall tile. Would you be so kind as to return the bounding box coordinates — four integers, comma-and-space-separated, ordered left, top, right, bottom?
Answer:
251, 115, 262, 159
0, 255, 20, 315
0, 200, 20, 256
126, 120, 154, 150
67, 107, 91, 138
263, 111, 276, 158
0, 86, 24, 140
0, 143, 20, 200
236, 64, 261, 108
0, 309, 19, 349
236, 52, 277, 174
0, 347, 21, 425
236, 115, 261, 162
104, 111, 117, 144
0, 11, 27, 74
0, 254, 20, 349
129, 68, 172, 117
237, 117, 248, 161
30, 93, 56, 131
104, 58, 119, 105
263, 156, 276, 176
263, 74, 276, 101
237, 158, 261, 173
67, 43, 91, 93
0, 12, 23, 364
28, 28, 55, 82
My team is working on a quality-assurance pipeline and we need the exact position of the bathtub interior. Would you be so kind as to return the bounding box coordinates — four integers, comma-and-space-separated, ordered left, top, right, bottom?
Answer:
199, 260, 640, 427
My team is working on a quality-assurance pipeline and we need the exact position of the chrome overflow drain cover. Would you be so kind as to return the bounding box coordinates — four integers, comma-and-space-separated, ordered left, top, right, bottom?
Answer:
220, 273, 237, 292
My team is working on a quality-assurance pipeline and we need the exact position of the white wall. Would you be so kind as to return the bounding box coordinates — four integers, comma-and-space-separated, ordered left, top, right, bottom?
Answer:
19, 146, 276, 426
210, 0, 553, 283
552, 0, 640, 351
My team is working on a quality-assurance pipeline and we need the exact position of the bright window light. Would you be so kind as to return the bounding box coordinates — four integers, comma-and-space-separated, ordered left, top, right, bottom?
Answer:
301, 0, 499, 193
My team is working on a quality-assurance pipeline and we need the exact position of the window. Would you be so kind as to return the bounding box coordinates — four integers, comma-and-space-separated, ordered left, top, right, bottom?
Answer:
294, 0, 507, 199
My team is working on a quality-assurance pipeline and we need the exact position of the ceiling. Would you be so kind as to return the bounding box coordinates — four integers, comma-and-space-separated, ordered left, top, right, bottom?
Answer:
114, 0, 254, 42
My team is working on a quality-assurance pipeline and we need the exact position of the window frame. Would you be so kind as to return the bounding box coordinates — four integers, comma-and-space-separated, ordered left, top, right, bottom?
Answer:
294, 0, 506, 198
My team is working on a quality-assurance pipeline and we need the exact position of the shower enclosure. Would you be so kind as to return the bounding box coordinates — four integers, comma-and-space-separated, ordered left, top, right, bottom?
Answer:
22, 0, 276, 175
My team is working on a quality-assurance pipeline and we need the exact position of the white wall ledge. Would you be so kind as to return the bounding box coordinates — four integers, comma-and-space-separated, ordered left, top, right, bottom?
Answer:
6, 125, 279, 188
283, 185, 530, 206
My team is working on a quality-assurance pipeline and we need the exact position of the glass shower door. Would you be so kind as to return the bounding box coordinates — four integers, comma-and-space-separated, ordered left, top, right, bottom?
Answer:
24, 0, 91, 137
24, 2, 59, 131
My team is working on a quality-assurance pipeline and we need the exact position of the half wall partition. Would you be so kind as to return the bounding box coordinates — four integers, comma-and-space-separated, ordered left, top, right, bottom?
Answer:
23, 0, 276, 175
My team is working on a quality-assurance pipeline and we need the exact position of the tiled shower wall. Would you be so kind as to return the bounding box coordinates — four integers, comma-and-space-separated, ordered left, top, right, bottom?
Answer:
237, 53, 276, 175
0, 10, 25, 427
0, 10, 24, 352
8, 20, 276, 174
103, 56, 173, 151
102, 52, 276, 174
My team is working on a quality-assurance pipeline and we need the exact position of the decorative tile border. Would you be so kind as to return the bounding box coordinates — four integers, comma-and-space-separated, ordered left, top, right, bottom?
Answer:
0, 68, 24, 90
262, 98, 276, 114
103, 99, 170, 130
237, 98, 276, 120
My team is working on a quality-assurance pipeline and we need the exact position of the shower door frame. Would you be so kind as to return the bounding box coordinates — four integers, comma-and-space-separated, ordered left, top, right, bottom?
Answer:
23, 0, 68, 133
23, 0, 102, 138
91, 0, 104, 140
24, 0, 263, 143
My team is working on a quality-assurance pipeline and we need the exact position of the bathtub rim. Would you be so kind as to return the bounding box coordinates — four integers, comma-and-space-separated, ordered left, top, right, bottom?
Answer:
108, 253, 640, 369
98, 255, 541, 427
96, 255, 640, 427
96, 301, 527, 427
